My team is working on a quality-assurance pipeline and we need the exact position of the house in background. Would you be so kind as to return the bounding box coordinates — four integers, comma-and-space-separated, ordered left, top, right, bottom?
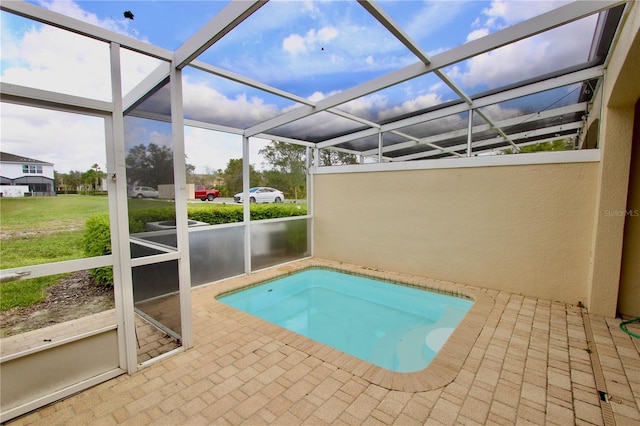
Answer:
0, 152, 55, 196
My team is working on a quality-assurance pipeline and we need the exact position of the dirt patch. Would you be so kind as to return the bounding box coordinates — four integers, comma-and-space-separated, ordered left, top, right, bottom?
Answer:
0, 219, 86, 241
0, 270, 115, 338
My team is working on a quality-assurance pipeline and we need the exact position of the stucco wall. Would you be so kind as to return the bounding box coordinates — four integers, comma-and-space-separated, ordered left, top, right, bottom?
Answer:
314, 161, 599, 306
617, 100, 640, 318
587, 1, 640, 316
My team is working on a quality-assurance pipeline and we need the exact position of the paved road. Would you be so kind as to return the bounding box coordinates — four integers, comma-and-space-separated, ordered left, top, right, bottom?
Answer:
189, 197, 306, 205
189, 197, 235, 204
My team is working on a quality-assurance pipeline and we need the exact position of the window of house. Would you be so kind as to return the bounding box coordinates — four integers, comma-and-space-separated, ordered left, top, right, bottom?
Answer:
22, 164, 43, 174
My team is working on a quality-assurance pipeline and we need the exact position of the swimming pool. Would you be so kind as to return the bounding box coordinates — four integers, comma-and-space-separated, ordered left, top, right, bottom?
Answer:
218, 268, 473, 372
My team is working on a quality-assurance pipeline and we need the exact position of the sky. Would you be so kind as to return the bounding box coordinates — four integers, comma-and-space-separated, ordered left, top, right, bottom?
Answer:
0, 0, 598, 174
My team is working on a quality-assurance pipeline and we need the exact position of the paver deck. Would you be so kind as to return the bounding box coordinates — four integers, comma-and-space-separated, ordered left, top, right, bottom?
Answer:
5, 259, 640, 425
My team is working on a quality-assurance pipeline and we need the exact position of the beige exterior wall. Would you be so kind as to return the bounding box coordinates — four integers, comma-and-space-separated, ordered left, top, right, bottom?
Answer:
587, 1, 640, 316
314, 3, 640, 317
617, 100, 640, 318
157, 184, 195, 200
314, 162, 599, 305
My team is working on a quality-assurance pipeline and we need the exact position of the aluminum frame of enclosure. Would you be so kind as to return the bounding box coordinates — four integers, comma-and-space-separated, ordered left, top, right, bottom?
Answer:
0, 0, 627, 158
0, 0, 632, 422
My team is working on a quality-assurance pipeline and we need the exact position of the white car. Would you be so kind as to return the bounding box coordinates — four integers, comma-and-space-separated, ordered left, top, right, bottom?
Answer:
234, 187, 284, 203
129, 186, 159, 199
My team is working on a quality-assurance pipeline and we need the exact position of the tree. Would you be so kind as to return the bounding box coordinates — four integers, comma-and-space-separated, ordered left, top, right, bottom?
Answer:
221, 158, 262, 196
185, 163, 196, 183
54, 170, 64, 192
126, 143, 174, 187
318, 149, 358, 166
67, 170, 83, 190
500, 139, 571, 155
81, 164, 105, 193
258, 141, 357, 199
259, 141, 306, 199
54, 170, 84, 192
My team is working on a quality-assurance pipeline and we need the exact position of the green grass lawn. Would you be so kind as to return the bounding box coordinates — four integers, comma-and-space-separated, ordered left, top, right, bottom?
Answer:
1, 195, 110, 269
0, 194, 108, 233
0, 275, 66, 311
1, 195, 109, 310
0, 195, 306, 311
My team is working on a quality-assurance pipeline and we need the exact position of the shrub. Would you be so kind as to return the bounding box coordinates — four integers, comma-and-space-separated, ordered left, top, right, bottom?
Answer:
128, 207, 176, 233
249, 204, 307, 220
188, 205, 243, 224
83, 203, 308, 286
188, 204, 307, 224
84, 214, 113, 286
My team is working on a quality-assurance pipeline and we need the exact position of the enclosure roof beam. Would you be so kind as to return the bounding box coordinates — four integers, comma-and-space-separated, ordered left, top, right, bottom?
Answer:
358, 1, 431, 65
393, 121, 583, 161
361, 102, 588, 156
389, 130, 464, 158
245, 0, 622, 138
0, 82, 113, 116
316, 128, 382, 149
174, 1, 266, 70
468, 67, 604, 110
190, 60, 315, 107
183, 119, 244, 135
474, 134, 581, 156
252, 134, 317, 148
358, 0, 483, 153
123, 62, 171, 114
326, 109, 381, 129
317, 65, 602, 150
361, 0, 515, 149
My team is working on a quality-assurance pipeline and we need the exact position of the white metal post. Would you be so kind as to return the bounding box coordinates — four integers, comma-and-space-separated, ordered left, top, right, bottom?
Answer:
467, 109, 474, 157
243, 135, 251, 274
170, 64, 193, 349
108, 42, 138, 374
306, 146, 314, 257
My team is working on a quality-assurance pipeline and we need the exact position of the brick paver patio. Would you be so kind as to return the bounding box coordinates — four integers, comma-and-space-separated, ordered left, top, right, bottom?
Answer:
5, 259, 640, 425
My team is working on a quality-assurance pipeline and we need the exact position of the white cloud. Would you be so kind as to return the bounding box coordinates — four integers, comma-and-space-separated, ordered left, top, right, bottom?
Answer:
1, 0, 595, 171
467, 28, 489, 42
317, 27, 339, 43
377, 93, 444, 121
1, 24, 112, 100
458, 1, 586, 91
182, 79, 281, 128
1, 11, 160, 100
282, 26, 338, 56
341, 93, 390, 121
0, 2, 273, 174
38, 0, 143, 39
482, 0, 571, 28
429, 81, 445, 92
1, 103, 107, 174
283, 33, 308, 56
184, 129, 269, 174
403, 1, 467, 41
457, 15, 596, 90
307, 91, 327, 102
184, 128, 240, 173
270, 88, 445, 141
479, 103, 524, 122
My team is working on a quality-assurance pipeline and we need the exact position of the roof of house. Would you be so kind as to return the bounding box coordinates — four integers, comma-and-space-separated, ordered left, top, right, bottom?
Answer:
0, 152, 53, 166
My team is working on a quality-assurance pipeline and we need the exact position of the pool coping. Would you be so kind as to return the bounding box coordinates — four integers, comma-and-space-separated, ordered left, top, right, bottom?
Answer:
202, 259, 495, 392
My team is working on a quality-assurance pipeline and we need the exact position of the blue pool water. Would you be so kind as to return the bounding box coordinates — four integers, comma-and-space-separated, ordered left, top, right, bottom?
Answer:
218, 269, 472, 372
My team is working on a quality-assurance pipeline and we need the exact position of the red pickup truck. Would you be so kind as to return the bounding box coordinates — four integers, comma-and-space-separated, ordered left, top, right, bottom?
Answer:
194, 185, 220, 201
